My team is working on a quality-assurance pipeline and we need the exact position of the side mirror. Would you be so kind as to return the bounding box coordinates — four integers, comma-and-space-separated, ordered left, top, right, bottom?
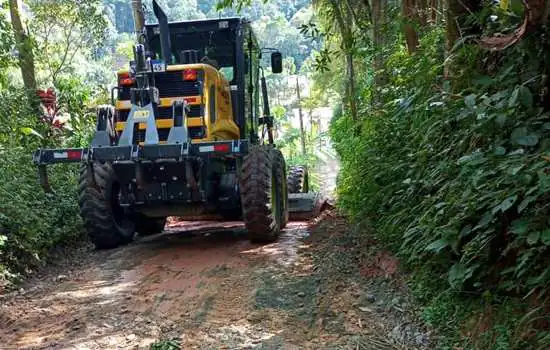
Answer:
271, 52, 283, 74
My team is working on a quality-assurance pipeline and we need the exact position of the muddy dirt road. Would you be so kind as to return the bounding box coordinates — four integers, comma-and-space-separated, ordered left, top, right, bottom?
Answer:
0, 215, 429, 349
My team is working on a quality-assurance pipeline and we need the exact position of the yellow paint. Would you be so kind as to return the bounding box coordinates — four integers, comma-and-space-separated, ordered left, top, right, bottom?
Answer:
133, 110, 150, 120
115, 117, 204, 131
115, 63, 239, 141
202, 65, 239, 141
115, 96, 202, 110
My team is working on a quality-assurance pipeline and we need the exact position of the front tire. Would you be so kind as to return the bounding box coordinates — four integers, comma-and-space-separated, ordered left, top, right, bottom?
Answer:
239, 145, 284, 243
78, 163, 135, 249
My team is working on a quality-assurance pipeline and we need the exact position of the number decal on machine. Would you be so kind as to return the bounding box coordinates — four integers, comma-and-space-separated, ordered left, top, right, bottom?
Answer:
133, 110, 150, 121
151, 60, 166, 72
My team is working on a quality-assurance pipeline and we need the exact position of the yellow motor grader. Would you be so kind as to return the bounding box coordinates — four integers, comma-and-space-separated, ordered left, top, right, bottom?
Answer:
33, 0, 325, 249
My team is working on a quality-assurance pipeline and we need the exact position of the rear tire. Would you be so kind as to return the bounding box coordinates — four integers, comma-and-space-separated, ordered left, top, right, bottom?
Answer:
135, 216, 166, 236
270, 148, 288, 229
287, 165, 309, 193
78, 163, 135, 249
239, 145, 283, 243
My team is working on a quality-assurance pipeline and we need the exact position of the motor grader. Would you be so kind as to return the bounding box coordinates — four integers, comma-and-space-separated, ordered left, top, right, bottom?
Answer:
32, 1, 322, 249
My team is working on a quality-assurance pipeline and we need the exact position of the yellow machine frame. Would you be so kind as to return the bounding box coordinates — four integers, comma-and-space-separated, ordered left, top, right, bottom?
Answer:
115, 63, 240, 143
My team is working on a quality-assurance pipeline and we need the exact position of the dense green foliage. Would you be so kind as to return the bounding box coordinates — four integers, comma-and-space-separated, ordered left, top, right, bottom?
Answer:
327, 4, 550, 349
0, 88, 94, 285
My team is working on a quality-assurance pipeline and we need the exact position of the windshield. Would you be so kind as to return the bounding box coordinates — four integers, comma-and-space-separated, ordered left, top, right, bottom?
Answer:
150, 28, 236, 82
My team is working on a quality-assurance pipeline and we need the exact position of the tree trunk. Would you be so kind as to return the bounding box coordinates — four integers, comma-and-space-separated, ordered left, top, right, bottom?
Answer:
372, 0, 387, 105
359, 0, 372, 22
328, 0, 358, 121
346, 52, 358, 120
296, 77, 307, 157
429, 0, 438, 24
418, 0, 429, 26
8, 0, 37, 92
131, 0, 146, 42
403, 0, 420, 54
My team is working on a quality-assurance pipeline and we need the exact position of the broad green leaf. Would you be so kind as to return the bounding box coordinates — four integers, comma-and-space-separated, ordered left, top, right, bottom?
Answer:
516, 135, 539, 146
20, 127, 43, 139
492, 195, 517, 214
425, 239, 449, 253
465, 94, 476, 108
494, 146, 506, 155
496, 114, 507, 127
527, 231, 540, 245
509, 87, 519, 108
511, 126, 527, 141
519, 86, 533, 110
475, 212, 494, 230
460, 225, 473, 237
510, 219, 529, 235
541, 230, 550, 246
518, 195, 537, 213
448, 263, 475, 290
510, 165, 524, 175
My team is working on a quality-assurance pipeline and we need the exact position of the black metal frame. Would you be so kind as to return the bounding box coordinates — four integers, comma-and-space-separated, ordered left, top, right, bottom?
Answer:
33, 140, 249, 165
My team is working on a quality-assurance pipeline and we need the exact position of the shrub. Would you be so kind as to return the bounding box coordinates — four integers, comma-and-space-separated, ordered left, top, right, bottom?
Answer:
331, 28, 550, 347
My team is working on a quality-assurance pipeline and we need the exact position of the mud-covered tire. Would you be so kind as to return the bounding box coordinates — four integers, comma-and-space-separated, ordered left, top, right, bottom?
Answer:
78, 163, 135, 249
287, 165, 309, 193
239, 145, 284, 243
270, 148, 289, 229
135, 216, 166, 236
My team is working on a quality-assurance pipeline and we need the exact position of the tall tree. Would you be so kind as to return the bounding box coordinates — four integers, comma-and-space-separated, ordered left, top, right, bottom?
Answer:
8, 0, 37, 91
372, 0, 387, 104
402, 0, 420, 54
295, 76, 307, 156
132, 0, 146, 41
29, 0, 107, 86
313, 0, 358, 121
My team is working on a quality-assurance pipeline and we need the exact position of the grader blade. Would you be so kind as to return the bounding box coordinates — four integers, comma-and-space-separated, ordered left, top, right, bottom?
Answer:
288, 192, 332, 221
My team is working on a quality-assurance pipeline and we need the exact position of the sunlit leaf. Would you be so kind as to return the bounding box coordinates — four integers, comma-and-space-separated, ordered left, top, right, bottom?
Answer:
20, 127, 43, 139
465, 94, 476, 108
425, 239, 449, 253
527, 231, 540, 245
509, 87, 519, 108
494, 146, 506, 155
492, 195, 517, 214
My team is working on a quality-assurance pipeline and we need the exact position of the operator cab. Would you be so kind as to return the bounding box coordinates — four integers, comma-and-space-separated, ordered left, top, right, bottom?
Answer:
115, 14, 281, 146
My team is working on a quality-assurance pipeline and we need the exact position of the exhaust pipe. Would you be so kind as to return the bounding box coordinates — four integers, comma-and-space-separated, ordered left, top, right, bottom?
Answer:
152, 0, 172, 64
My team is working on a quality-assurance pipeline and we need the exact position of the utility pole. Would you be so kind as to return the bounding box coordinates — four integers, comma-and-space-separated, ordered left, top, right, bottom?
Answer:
296, 76, 307, 158
131, 0, 146, 42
